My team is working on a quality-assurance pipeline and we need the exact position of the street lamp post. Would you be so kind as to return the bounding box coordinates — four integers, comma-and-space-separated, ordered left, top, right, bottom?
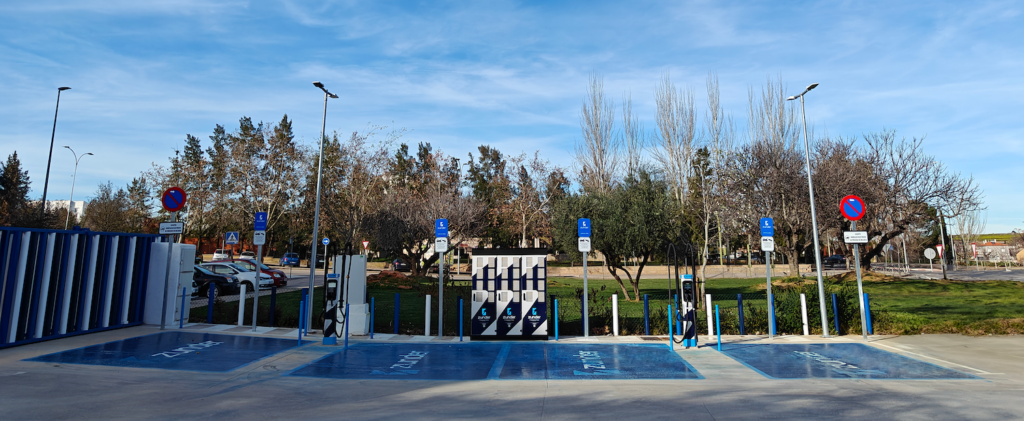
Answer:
307, 81, 339, 332
62, 146, 93, 229
787, 83, 831, 338
41, 87, 71, 217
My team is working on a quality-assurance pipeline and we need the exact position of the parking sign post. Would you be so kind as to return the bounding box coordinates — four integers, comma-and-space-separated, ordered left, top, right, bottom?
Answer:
578, 218, 591, 337
841, 195, 869, 340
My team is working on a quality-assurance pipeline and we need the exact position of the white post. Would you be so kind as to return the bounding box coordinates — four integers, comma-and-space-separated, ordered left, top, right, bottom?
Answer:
120, 237, 137, 324
101, 237, 119, 328
612, 294, 619, 336
237, 283, 247, 326
706, 294, 714, 336
81, 235, 100, 330
8, 232, 31, 343
59, 234, 79, 334
425, 294, 432, 337
35, 233, 57, 338
800, 293, 809, 336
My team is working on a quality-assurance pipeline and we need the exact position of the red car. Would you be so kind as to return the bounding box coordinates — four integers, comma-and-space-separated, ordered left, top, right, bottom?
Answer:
213, 258, 288, 287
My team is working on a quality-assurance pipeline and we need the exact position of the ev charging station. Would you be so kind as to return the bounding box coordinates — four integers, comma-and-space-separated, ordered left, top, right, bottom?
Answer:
471, 248, 548, 340
324, 252, 368, 345
679, 274, 697, 348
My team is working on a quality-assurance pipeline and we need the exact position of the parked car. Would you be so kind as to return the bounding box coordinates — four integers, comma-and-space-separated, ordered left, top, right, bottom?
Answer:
200, 262, 273, 290
279, 252, 300, 267
239, 251, 256, 259
392, 259, 410, 272
192, 265, 241, 296
824, 255, 847, 267
215, 258, 288, 287
212, 249, 230, 260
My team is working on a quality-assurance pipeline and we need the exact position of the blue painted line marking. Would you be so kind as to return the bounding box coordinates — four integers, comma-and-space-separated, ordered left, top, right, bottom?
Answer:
486, 344, 512, 379
719, 343, 979, 380
289, 342, 702, 381
26, 332, 310, 372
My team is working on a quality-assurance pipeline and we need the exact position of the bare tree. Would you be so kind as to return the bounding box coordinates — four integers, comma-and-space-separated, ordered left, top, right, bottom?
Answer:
575, 73, 620, 194
651, 73, 697, 207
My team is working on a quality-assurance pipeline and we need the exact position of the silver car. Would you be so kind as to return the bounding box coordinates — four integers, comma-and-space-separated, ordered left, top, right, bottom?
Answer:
200, 262, 273, 290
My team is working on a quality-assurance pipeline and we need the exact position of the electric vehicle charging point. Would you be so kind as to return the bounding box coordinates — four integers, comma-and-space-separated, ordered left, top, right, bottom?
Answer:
471, 248, 548, 340
323, 274, 340, 345
680, 275, 698, 348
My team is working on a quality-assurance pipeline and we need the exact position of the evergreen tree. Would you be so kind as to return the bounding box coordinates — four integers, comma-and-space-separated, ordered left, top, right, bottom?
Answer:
0, 152, 32, 226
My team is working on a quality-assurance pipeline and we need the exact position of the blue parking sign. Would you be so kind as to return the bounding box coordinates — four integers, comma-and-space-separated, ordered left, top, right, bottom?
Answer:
435, 219, 448, 238
254, 212, 267, 231
578, 218, 591, 237
760, 218, 774, 237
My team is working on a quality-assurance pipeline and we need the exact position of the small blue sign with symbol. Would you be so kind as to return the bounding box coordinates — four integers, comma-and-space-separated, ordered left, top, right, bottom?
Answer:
322, 237, 330, 246
254, 212, 267, 231
760, 218, 774, 237
578, 218, 591, 237
435, 219, 448, 238
225, 232, 239, 245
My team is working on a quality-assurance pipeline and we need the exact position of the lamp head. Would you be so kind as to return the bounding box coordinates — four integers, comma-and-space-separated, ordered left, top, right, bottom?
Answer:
59, 87, 71, 91
786, 96, 797, 101
807, 83, 819, 91
312, 81, 324, 88
328, 93, 339, 99
85, 153, 94, 156
63, 145, 71, 149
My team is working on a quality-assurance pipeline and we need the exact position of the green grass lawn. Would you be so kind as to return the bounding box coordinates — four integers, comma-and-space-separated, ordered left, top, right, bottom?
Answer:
190, 272, 1024, 336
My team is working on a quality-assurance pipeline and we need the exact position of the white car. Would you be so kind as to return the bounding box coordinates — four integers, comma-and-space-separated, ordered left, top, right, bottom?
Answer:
212, 249, 230, 261
200, 262, 273, 291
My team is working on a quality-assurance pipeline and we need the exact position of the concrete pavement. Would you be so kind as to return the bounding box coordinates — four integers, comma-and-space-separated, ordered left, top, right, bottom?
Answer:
2, 324, 1022, 420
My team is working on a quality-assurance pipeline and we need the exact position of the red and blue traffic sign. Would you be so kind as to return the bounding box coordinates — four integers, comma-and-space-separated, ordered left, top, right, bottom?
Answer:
161, 187, 187, 212
840, 195, 866, 221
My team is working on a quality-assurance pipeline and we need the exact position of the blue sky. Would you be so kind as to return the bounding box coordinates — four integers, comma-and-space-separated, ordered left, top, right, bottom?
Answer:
2, 0, 1021, 233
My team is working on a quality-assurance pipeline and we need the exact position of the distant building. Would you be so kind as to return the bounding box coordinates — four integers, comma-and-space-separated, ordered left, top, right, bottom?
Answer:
45, 200, 86, 218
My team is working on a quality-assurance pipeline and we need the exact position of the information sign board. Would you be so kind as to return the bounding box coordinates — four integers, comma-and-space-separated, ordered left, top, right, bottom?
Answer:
159, 222, 184, 235
254, 212, 267, 231
760, 218, 774, 237
578, 237, 592, 252
435, 219, 448, 237
578, 218, 591, 237
253, 230, 266, 246
760, 236, 775, 252
843, 231, 869, 244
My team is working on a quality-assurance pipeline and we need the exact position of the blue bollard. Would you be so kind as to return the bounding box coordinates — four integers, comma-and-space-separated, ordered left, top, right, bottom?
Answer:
344, 302, 350, 349
554, 299, 559, 341
459, 297, 463, 342
394, 293, 400, 334
737, 294, 745, 335
370, 296, 375, 340
269, 287, 277, 328
668, 304, 674, 351
865, 293, 873, 334
643, 294, 650, 336
832, 293, 840, 335
207, 282, 216, 324
770, 293, 777, 336
715, 304, 722, 351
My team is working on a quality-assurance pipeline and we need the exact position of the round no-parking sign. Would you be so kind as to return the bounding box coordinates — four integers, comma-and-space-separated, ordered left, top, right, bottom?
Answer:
840, 195, 866, 221
161, 187, 187, 212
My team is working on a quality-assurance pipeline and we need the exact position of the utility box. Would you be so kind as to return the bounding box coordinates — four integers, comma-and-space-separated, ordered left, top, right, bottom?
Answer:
332, 254, 369, 335
144, 242, 196, 326
471, 248, 548, 340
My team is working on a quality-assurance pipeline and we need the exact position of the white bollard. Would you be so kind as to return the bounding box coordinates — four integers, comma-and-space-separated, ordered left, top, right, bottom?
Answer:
612, 294, 619, 336
237, 283, 247, 326
706, 294, 714, 336
425, 295, 432, 337
800, 293, 809, 336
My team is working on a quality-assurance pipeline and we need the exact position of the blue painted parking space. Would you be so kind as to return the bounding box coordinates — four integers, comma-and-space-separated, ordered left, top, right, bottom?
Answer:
290, 342, 701, 381
720, 343, 979, 380
27, 332, 308, 372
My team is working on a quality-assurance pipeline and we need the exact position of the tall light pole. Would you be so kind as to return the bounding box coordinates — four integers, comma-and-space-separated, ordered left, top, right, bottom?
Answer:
787, 82, 830, 337
308, 81, 338, 331
62, 146, 92, 229
41, 87, 71, 217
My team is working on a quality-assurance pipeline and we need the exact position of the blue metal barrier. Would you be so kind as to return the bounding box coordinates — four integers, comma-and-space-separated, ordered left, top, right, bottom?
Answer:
737, 294, 745, 335
0, 227, 160, 349
643, 294, 650, 336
